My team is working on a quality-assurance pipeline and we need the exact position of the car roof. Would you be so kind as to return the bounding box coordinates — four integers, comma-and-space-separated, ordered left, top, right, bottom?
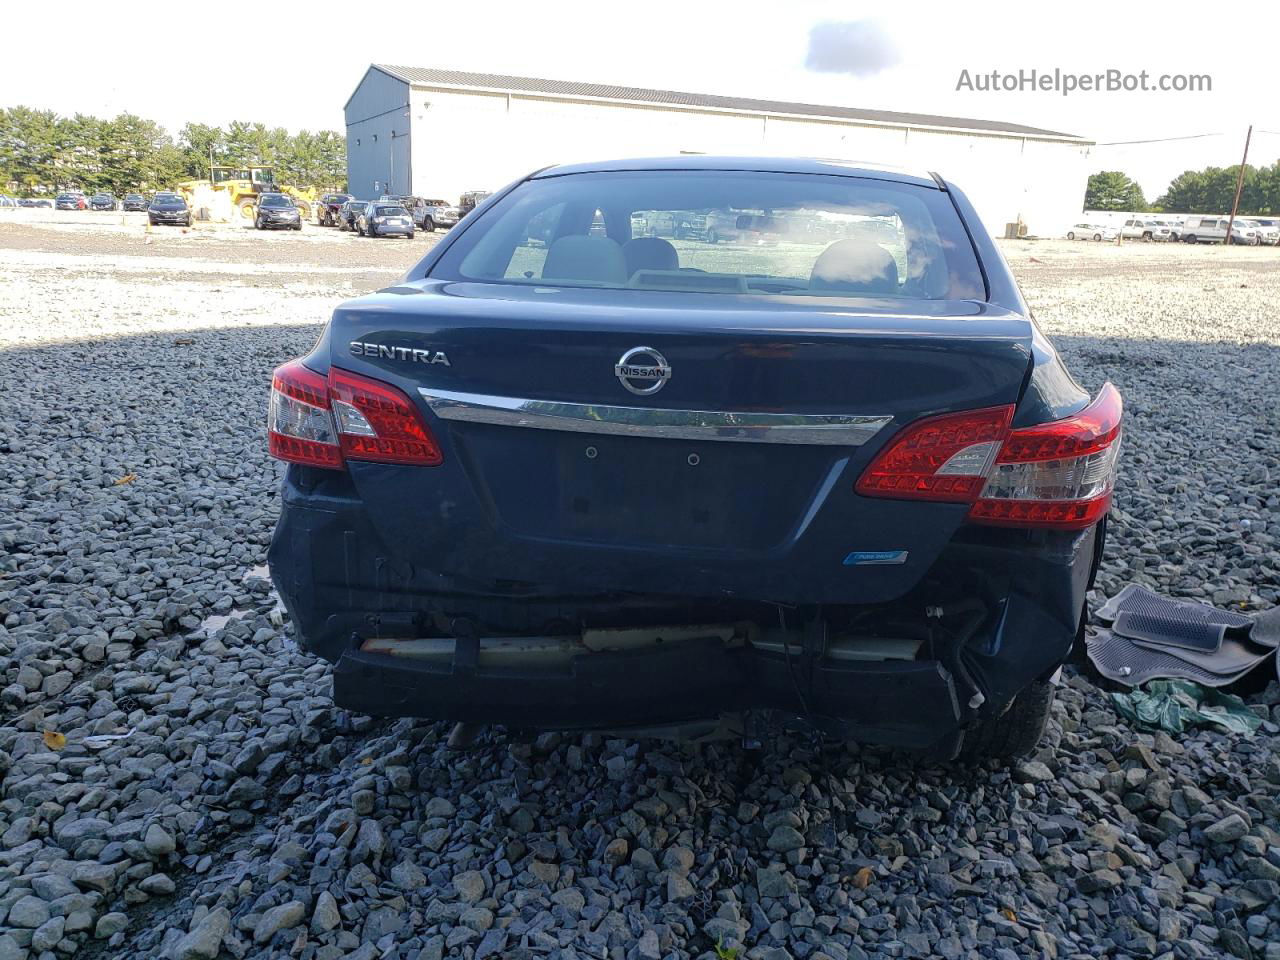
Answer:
529, 155, 940, 188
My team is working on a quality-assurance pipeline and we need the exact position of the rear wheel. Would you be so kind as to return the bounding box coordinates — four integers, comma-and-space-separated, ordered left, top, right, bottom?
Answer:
1142, 231, 1153, 242
959, 680, 1055, 762
1092, 233, 1102, 241
1185, 235, 1198, 244
1066, 231, 1075, 240
238, 199, 257, 221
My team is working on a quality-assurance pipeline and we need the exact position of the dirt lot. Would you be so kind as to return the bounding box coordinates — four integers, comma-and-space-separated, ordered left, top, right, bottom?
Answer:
0, 218, 1278, 960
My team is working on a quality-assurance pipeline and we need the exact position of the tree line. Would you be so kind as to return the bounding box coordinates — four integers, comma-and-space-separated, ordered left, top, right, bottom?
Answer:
1086, 164, 1280, 214
0, 106, 346, 196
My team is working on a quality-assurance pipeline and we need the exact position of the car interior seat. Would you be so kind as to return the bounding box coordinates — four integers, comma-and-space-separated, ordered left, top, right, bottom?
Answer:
809, 239, 900, 295
622, 237, 679, 277
542, 235, 628, 285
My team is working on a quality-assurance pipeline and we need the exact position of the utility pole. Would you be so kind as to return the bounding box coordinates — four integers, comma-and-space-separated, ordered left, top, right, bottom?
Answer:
1225, 125, 1252, 247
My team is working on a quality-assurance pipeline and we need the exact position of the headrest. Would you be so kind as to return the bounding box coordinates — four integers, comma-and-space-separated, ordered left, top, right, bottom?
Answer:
810, 239, 900, 295
541, 235, 627, 285
622, 237, 679, 276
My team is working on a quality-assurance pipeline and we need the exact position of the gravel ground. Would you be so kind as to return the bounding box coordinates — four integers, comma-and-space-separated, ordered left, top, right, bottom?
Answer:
0, 223, 1278, 960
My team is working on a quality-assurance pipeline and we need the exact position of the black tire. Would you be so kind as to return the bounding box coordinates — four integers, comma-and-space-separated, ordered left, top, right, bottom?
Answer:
1185, 235, 1197, 244
1092, 233, 1102, 241
959, 680, 1056, 762
423, 217, 436, 232
1142, 232, 1152, 242
1066, 231, 1075, 240
294, 223, 301, 231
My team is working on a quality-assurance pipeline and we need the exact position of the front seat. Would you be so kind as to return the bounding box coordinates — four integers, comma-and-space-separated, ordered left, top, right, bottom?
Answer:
809, 239, 900, 295
541, 235, 628, 285
622, 237, 679, 277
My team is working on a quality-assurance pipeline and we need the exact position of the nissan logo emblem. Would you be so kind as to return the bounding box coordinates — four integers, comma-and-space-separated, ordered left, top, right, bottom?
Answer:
614, 346, 671, 396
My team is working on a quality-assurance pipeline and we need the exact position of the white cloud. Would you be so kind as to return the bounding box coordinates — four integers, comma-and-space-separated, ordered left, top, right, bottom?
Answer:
804, 20, 900, 77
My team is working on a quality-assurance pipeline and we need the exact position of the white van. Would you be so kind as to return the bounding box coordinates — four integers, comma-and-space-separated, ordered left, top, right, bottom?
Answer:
1181, 216, 1258, 245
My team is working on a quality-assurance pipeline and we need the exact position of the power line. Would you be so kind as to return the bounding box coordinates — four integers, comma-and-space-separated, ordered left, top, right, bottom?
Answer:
1095, 133, 1223, 146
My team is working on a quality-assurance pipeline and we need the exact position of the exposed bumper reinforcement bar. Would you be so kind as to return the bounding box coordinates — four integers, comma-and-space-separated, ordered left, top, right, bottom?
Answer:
332, 634, 962, 750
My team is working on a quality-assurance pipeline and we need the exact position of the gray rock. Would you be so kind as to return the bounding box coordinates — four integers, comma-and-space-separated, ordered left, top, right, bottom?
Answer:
145, 823, 177, 856
7, 895, 50, 928
172, 907, 230, 960
1204, 814, 1249, 844
254, 901, 306, 944
453, 870, 486, 903
96, 912, 130, 939
312, 891, 341, 933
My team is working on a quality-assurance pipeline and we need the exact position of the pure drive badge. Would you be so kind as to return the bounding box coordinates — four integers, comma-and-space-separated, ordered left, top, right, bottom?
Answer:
350, 341, 450, 366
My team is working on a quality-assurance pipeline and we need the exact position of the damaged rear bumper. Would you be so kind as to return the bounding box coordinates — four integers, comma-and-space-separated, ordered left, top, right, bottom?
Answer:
333, 628, 965, 750
270, 468, 1098, 750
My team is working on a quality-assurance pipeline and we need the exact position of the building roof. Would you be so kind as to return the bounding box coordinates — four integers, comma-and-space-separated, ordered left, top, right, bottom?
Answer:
370, 64, 1088, 143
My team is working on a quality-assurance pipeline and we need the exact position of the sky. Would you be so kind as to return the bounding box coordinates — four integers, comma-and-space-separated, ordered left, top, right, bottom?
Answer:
4, 0, 1277, 200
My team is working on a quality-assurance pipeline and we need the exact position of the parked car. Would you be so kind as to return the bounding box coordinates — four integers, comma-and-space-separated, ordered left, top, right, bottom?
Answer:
1119, 218, 1172, 242
1066, 223, 1117, 241
336, 199, 367, 232
458, 190, 492, 215
122, 193, 148, 212
254, 192, 303, 231
55, 192, 87, 210
1149, 217, 1182, 241
1181, 216, 1258, 245
412, 198, 460, 232
148, 192, 191, 227
265, 156, 1123, 762
23, 197, 52, 208
1238, 218, 1279, 246
356, 201, 414, 238
0, 195, 17, 208
316, 193, 352, 226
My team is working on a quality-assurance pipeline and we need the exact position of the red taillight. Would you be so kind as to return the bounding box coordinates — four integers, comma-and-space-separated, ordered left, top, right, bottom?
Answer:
268, 361, 343, 469
267, 361, 442, 469
328, 367, 443, 466
856, 383, 1122, 531
970, 383, 1122, 530
854, 405, 1015, 502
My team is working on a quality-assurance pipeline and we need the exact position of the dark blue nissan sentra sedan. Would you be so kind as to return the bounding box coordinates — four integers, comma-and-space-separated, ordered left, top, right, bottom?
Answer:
267, 157, 1122, 761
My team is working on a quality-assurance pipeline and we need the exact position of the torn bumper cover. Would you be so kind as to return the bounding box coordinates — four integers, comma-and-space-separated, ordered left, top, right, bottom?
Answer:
270, 474, 1096, 750
283, 590, 1085, 752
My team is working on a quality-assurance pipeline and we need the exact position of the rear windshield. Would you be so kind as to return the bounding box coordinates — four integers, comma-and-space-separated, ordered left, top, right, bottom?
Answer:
374, 205, 405, 217
431, 171, 985, 300
260, 194, 292, 207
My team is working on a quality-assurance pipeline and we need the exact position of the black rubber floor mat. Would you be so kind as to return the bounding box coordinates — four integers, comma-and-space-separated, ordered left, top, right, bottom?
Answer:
1086, 628, 1267, 688
1112, 610, 1227, 653
1127, 634, 1273, 675
1096, 584, 1253, 629
1249, 607, 1280, 649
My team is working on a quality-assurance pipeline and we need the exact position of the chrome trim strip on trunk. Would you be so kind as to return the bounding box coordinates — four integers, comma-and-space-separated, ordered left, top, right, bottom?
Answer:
419, 387, 892, 446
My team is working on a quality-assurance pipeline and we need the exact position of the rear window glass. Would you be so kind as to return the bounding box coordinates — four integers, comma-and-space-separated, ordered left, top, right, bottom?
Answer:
374, 205, 405, 217
431, 171, 985, 300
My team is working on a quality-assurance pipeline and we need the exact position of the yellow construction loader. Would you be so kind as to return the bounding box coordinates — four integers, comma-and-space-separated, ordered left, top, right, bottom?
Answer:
177, 166, 318, 221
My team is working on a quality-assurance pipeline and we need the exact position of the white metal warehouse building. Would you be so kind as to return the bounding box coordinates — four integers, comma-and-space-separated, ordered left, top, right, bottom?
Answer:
344, 64, 1093, 238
